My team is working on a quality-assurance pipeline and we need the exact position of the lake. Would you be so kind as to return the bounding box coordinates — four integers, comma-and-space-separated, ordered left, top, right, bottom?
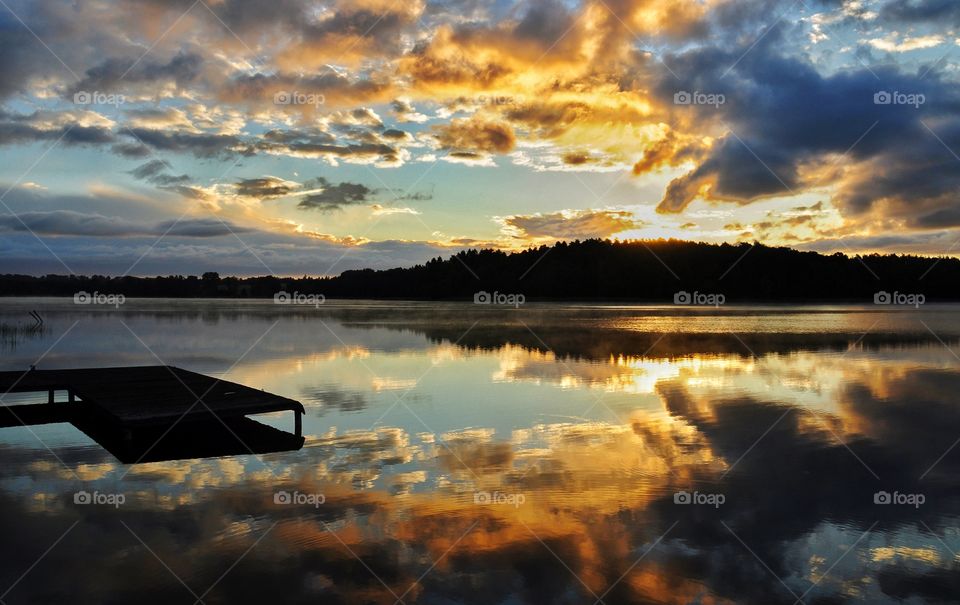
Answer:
0, 298, 959, 604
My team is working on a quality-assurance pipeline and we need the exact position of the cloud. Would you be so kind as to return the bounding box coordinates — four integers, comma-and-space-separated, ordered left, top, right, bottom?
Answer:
256, 127, 402, 166
390, 98, 430, 123
496, 209, 642, 241
128, 159, 192, 186
0, 8, 59, 99
432, 118, 516, 154
65, 52, 204, 99
442, 150, 496, 166
395, 187, 433, 201
381, 128, 411, 141
879, 0, 960, 23
128, 159, 170, 180
866, 33, 944, 52
122, 128, 248, 159
297, 178, 373, 212
0, 228, 452, 277
649, 29, 960, 231
221, 71, 392, 110
0, 210, 252, 237
561, 151, 592, 165
235, 176, 300, 199
329, 107, 384, 129
0, 110, 116, 147
370, 204, 421, 216
124, 107, 200, 131
1, 0, 959, 264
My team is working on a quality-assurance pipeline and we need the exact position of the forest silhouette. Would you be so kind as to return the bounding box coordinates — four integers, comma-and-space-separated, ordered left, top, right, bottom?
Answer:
1, 239, 957, 302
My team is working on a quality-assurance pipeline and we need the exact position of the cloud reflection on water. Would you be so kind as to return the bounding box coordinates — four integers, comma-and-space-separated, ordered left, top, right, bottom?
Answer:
0, 302, 959, 603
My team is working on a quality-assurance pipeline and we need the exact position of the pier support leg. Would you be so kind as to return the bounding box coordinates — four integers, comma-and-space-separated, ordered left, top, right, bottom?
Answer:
48, 389, 54, 404
68, 390, 75, 403
294, 410, 302, 437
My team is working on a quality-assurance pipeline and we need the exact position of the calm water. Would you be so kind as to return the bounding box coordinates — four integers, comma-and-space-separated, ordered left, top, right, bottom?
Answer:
1, 299, 959, 604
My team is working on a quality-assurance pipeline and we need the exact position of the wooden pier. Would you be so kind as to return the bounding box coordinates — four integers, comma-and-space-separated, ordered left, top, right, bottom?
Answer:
0, 366, 305, 463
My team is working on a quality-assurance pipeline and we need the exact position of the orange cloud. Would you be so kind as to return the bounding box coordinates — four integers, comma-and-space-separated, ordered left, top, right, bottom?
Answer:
432, 117, 517, 154
497, 208, 642, 241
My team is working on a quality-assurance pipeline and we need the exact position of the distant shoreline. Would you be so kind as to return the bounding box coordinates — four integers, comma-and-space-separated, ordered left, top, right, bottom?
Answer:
1, 295, 957, 307
1, 239, 957, 302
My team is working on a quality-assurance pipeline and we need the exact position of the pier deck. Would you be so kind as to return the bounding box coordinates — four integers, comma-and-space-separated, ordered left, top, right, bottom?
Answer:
0, 366, 305, 462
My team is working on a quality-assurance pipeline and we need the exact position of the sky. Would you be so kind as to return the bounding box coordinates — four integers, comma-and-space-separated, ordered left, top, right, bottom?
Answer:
0, 0, 958, 276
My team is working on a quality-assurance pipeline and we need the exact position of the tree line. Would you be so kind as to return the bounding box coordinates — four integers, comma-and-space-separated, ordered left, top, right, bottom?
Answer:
1, 240, 957, 301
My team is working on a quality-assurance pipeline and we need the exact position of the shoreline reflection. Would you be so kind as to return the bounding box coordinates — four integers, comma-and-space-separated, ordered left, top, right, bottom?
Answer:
0, 301, 958, 603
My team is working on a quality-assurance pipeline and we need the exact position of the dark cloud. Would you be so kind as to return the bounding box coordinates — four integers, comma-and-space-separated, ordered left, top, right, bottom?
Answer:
396, 187, 433, 201
196, 0, 305, 32
222, 71, 390, 108
513, 0, 578, 47
433, 118, 516, 153
157, 184, 211, 200
653, 27, 960, 227
128, 159, 169, 180
561, 151, 591, 165
254, 124, 401, 164
0, 113, 115, 147
0, 13, 50, 99
128, 159, 191, 186
152, 217, 250, 237
0, 210, 251, 237
879, 0, 960, 23
65, 52, 203, 98
123, 128, 247, 158
297, 177, 373, 212
0, 111, 401, 167
262, 128, 335, 145
111, 142, 152, 158
640, 365, 960, 602
0, 4, 79, 100
449, 151, 484, 160
381, 128, 408, 140
235, 176, 297, 199
266, 139, 399, 164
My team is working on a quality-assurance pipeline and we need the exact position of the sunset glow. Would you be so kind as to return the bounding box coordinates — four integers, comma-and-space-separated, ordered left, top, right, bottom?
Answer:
1, 0, 957, 275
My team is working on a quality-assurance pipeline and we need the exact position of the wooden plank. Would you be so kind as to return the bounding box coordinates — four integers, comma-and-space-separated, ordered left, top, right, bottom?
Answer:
0, 366, 304, 428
